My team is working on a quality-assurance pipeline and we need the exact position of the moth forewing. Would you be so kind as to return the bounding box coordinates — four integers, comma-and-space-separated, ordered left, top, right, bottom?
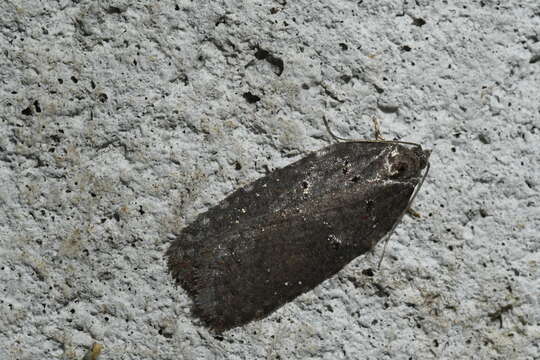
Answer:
166, 136, 430, 331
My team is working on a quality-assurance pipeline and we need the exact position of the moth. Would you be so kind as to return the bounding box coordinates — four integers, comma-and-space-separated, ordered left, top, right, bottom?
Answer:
166, 120, 430, 331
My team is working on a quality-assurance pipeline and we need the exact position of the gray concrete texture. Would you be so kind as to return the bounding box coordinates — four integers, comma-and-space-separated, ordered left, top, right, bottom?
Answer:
0, 0, 539, 359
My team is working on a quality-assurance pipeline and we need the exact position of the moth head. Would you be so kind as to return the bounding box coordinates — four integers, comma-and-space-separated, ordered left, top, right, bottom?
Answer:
385, 144, 430, 181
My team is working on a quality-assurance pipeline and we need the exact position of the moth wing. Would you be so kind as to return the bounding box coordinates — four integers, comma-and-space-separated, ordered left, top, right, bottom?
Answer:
166, 142, 389, 294
167, 142, 427, 330
190, 180, 416, 330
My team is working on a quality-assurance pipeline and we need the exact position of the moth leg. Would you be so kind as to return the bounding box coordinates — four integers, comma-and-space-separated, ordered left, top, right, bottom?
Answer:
407, 208, 421, 218
377, 232, 392, 269
82, 343, 103, 360
371, 118, 385, 141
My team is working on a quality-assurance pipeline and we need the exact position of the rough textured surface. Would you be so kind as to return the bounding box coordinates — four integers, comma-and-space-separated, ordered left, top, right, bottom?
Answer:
0, 0, 538, 359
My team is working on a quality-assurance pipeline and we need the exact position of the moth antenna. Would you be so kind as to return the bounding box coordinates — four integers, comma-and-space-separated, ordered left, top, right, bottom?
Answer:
323, 116, 422, 148
323, 115, 347, 142
377, 161, 430, 269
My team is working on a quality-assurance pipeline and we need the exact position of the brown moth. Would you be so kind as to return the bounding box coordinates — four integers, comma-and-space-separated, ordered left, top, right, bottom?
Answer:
166, 124, 430, 331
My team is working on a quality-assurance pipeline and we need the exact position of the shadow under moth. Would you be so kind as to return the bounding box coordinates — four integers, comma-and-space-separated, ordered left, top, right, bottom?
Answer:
166, 122, 430, 331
